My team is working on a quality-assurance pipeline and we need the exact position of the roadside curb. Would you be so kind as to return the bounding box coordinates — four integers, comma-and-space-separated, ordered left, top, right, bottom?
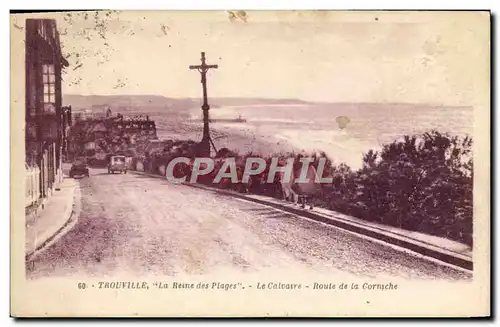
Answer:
25, 180, 81, 261
131, 170, 473, 271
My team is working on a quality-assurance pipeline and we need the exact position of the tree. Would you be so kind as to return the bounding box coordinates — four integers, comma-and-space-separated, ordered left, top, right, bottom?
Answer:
352, 130, 473, 245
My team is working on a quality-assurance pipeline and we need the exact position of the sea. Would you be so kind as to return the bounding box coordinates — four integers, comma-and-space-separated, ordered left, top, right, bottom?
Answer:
154, 103, 473, 170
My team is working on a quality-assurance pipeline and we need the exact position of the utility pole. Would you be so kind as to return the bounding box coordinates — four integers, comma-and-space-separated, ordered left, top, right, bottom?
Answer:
189, 52, 218, 156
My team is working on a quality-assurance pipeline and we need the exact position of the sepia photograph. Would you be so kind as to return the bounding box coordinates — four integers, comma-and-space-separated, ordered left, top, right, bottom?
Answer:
10, 9, 490, 317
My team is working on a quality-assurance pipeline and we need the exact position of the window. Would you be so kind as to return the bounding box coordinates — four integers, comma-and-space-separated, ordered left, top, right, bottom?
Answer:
42, 64, 56, 114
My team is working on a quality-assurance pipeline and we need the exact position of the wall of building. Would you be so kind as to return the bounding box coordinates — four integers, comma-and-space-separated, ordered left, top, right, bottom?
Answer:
25, 18, 67, 202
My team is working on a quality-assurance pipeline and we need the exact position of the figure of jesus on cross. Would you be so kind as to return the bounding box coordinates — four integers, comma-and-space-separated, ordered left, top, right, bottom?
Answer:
189, 52, 218, 156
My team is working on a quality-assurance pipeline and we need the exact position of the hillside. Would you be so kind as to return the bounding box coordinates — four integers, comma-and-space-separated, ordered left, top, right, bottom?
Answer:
63, 94, 310, 115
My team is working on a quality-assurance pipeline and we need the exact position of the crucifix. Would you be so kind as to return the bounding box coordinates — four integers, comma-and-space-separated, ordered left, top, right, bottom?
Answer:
189, 52, 218, 156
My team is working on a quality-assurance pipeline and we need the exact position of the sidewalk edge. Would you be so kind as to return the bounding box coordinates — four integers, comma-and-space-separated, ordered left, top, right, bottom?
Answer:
25, 181, 81, 261
131, 170, 473, 271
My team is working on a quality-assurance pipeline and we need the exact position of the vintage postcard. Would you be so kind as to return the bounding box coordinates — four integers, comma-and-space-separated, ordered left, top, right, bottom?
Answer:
10, 10, 490, 317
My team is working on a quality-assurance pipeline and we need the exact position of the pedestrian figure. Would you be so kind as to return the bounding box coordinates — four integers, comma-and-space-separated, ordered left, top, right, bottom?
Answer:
293, 157, 321, 209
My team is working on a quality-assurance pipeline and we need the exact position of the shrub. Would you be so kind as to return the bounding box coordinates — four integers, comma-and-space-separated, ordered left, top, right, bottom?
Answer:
129, 130, 473, 246
347, 130, 473, 245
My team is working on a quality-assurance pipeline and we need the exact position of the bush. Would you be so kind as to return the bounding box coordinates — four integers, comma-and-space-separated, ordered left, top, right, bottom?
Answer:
340, 131, 473, 245
130, 130, 473, 246
225, 130, 473, 246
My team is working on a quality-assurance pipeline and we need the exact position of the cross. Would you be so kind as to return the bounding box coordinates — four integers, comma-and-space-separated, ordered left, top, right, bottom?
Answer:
189, 52, 218, 156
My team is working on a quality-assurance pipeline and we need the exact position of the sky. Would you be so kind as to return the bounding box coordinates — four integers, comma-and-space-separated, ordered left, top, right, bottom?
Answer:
12, 11, 489, 105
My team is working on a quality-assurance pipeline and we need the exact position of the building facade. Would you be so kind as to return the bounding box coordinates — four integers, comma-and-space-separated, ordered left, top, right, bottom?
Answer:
25, 19, 69, 202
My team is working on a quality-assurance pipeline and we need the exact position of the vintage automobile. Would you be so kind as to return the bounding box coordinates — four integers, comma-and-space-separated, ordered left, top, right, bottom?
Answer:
69, 159, 90, 178
108, 155, 127, 174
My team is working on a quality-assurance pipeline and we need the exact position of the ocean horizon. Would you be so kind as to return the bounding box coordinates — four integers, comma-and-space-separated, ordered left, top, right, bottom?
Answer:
168, 103, 473, 169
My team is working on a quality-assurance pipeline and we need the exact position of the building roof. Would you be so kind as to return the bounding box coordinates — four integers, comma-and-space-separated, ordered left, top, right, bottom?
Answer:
89, 122, 108, 133
26, 19, 69, 67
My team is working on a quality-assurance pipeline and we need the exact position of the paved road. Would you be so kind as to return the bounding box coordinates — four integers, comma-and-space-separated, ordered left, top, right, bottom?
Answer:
27, 168, 470, 280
